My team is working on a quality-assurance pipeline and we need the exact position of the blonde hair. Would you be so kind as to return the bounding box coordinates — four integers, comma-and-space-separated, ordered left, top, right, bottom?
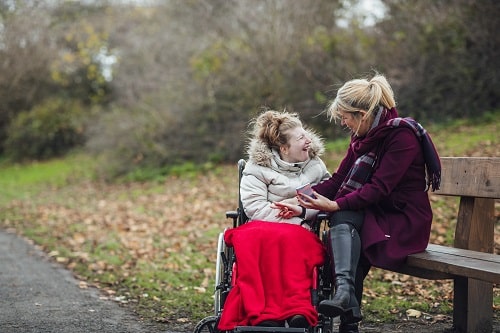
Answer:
251, 109, 303, 150
327, 74, 396, 123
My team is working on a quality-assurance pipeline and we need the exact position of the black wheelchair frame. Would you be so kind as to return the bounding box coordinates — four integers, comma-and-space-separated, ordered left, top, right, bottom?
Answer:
194, 159, 335, 333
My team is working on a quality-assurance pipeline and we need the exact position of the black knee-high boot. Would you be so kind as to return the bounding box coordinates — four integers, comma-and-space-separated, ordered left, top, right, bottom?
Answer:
318, 223, 362, 323
338, 260, 369, 333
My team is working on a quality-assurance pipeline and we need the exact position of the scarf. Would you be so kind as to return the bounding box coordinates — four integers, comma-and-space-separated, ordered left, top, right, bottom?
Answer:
336, 151, 378, 198
387, 117, 441, 191
337, 108, 441, 198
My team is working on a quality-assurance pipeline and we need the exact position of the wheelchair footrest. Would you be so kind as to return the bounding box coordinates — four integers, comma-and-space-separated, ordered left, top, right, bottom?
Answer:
234, 327, 307, 333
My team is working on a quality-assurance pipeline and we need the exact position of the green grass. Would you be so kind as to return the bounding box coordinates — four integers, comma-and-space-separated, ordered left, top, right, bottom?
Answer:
429, 111, 498, 156
0, 153, 95, 204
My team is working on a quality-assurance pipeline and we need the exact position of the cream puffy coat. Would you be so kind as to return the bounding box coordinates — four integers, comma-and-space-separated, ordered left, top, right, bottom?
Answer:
240, 130, 330, 225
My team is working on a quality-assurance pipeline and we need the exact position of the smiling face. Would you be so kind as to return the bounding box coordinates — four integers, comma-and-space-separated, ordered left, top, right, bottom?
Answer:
280, 126, 311, 163
339, 110, 372, 137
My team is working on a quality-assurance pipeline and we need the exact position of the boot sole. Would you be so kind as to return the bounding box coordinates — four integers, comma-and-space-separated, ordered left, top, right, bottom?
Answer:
318, 303, 362, 323
317, 303, 345, 318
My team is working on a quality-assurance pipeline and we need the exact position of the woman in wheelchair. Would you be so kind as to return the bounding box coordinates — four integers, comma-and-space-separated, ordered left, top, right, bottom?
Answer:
275, 74, 440, 333
217, 110, 330, 330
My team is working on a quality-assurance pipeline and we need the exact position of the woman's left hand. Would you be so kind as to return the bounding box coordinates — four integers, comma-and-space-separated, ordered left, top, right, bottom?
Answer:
297, 190, 339, 212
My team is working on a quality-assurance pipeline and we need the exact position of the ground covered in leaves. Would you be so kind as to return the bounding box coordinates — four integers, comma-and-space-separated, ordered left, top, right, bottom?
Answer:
2, 168, 498, 331
0, 119, 499, 331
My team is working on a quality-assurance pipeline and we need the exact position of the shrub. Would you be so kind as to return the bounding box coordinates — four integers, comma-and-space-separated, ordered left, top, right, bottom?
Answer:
5, 98, 87, 161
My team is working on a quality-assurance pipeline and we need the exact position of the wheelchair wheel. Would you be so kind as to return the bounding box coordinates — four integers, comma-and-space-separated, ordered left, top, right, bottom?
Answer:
214, 232, 225, 315
193, 315, 219, 333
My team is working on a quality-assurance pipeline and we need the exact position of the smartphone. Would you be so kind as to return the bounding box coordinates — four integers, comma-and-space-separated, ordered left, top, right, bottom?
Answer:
296, 183, 316, 199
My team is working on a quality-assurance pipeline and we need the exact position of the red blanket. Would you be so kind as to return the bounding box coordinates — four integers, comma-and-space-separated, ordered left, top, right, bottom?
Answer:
217, 221, 325, 330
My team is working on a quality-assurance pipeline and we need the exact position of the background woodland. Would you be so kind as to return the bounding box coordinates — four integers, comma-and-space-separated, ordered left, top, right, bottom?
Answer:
0, 0, 499, 178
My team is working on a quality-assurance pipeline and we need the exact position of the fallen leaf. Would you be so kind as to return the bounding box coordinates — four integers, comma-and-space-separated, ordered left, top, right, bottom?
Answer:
406, 309, 422, 318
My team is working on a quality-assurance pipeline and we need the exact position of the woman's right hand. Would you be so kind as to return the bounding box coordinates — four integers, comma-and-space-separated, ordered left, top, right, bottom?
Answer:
297, 190, 339, 212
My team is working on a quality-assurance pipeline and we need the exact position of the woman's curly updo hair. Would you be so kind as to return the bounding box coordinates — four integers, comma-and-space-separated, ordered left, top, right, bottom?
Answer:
327, 74, 396, 123
250, 109, 303, 150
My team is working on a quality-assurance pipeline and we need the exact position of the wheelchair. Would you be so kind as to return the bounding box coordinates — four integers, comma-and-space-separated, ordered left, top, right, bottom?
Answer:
194, 159, 335, 333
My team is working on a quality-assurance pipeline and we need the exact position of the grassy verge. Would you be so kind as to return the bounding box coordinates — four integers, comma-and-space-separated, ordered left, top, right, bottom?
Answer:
0, 153, 94, 204
0, 113, 498, 328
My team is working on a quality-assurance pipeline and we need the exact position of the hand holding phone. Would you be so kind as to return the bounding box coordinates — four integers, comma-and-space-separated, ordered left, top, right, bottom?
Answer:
296, 183, 316, 199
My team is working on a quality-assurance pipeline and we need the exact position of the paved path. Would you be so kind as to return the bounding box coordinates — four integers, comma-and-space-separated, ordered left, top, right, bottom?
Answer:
0, 229, 177, 333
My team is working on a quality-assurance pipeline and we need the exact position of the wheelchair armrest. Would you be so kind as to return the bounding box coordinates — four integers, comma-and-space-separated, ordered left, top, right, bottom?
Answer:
226, 210, 238, 219
226, 209, 243, 228
317, 212, 329, 222
307, 212, 330, 234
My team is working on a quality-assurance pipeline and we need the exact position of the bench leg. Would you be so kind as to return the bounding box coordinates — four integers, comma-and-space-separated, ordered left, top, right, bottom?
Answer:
453, 277, 493, 333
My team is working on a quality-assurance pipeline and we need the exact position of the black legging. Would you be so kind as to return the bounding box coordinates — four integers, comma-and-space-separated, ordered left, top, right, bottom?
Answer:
329, 210, 364, 231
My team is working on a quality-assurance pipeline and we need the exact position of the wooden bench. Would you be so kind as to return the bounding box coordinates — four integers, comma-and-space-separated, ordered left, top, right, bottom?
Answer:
389, 157, 500, 333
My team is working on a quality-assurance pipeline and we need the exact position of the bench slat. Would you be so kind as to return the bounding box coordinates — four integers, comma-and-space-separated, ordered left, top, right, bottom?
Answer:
405, 245, 500, 284
392, 264, 453, 280
425, 244, 499, 263
437, 157, 500, 198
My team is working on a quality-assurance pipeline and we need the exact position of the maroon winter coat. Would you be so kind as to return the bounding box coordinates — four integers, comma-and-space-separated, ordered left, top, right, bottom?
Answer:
313, 108, 433, 269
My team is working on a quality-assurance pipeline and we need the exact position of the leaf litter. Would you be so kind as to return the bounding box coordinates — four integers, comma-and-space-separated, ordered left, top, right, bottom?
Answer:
1, 162, 498, 330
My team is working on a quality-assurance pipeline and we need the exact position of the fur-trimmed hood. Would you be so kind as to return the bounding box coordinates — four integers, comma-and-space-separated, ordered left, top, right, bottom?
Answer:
246, 129, 326, 167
